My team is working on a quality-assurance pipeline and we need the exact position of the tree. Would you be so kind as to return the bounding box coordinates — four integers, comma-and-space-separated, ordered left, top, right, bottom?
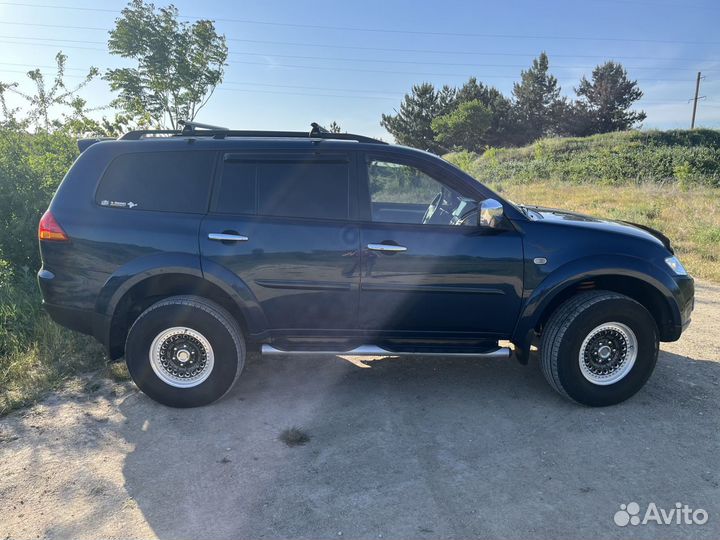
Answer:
0, 52, 99, 133
431, 99, 492, 152
381, 82, 456, 153
105, 0, 228, 129
512, 52, 561, 143
328, 121, 342, 133
576, 61, 646, 133
454, 77, 513, 147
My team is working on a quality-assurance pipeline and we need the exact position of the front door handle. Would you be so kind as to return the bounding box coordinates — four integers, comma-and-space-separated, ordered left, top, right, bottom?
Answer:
367, 243, 407, 253
208, 233, 249, 242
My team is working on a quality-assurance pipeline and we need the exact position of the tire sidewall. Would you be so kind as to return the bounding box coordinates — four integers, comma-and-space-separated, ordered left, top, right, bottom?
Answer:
556, 298, 658, 406
126, 301, 243, 408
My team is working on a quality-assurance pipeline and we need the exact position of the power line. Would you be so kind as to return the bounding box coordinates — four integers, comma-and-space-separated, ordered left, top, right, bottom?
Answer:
0, 33, 715, 71
228, 51, 718, 73
1, 2, 719, 46
0, 59, 702, 84
0, 21, 715, 63
219, 60, 706, 82
2, 34, 717, 73
225, 38, 714, 63
2, 67, 714, 109
0, 63, 705, 103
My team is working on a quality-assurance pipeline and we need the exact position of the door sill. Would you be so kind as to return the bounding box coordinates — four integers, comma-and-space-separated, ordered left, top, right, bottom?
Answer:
261, 344, 511, 359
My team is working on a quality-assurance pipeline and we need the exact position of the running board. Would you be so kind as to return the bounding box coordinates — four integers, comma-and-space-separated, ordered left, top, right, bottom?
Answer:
261, 344, 511, 359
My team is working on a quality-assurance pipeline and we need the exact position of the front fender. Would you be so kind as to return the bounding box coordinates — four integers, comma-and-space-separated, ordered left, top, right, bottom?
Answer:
511, 254, 682, 361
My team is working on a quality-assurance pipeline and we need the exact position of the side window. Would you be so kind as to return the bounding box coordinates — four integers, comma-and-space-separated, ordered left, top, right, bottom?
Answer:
96, 151, 214, 213
367, 160, 473, 225
215, 162, 256, 215
214, 157, 350, 220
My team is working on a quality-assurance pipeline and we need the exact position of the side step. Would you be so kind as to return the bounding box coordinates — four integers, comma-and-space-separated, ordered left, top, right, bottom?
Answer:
261, 344, 511, 359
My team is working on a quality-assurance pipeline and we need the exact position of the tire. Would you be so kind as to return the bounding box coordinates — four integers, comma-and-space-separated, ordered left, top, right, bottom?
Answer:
125, 295, 245, 408
540, 290, 658, 406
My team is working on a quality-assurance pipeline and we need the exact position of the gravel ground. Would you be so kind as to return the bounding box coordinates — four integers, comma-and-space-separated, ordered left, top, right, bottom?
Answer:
1, 281, 718, 540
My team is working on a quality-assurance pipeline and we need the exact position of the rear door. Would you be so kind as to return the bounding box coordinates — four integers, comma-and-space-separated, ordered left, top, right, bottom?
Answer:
200, 151, 361, 334
358, 153, 524, 339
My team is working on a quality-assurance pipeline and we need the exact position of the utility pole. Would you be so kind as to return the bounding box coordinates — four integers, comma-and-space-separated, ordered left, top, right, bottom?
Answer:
690, 72, 705, 129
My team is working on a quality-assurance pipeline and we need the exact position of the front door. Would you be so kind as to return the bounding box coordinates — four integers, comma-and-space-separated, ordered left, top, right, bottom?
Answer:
200, 151, 360, 335
358, 154, 524, 340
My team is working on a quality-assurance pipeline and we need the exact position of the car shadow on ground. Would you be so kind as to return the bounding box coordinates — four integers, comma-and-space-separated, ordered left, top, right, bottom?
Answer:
97, 344, 720, 540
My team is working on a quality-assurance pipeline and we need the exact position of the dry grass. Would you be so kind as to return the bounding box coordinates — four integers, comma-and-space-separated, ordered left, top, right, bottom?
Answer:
279, 427, 311, 447
0, 321, 105, 414
491, 180, 720, 282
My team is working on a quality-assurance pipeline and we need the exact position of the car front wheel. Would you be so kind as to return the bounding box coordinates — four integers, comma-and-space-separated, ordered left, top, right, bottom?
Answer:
540, 290, 659, 406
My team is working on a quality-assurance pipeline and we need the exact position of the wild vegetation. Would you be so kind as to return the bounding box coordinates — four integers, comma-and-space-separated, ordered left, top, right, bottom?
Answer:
448, 129, 720, 187
445, 129, 720, 282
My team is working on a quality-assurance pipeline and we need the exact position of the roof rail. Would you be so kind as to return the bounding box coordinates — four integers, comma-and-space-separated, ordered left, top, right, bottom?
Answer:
120, 129, 177, 140
179, 120, 229, 134
119, 122, 387, 145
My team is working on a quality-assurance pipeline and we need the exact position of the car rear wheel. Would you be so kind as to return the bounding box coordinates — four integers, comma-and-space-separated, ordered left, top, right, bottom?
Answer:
540, 290, 658, 406
125, 295, 245, 408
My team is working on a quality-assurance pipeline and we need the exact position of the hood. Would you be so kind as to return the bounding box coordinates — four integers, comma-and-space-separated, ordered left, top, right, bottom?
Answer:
521, 205, 673, 252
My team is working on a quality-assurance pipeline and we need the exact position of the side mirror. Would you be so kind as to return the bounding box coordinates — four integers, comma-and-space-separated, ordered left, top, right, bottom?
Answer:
479, 198, 504, 228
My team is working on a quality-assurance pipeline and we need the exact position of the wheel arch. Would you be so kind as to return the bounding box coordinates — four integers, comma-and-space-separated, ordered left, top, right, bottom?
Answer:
96, 254, 268, 360
512, 256, 681, 363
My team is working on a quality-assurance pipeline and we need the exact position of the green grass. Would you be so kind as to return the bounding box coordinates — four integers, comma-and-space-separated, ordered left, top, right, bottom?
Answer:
447, 129, 720, 187
0, 274, 106, 414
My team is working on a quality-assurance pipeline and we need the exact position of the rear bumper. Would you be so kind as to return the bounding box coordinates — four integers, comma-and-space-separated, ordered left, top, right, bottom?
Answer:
42, 301, 95, 336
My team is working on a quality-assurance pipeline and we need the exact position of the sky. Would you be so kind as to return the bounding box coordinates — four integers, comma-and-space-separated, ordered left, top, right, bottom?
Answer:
1, 0, 719, 140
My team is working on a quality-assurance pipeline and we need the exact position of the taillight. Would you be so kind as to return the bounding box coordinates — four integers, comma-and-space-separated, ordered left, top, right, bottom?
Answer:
38, 210, 69, 242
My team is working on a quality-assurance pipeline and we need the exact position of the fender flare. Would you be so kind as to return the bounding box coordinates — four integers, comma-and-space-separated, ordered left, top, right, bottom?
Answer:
511, 254, 681, 361
94, 253, 268, 355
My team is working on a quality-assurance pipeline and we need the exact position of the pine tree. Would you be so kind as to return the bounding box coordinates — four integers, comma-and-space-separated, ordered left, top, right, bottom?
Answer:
512, 52, 561, 143
381, 83, 456, 152
576, 61, 646, 133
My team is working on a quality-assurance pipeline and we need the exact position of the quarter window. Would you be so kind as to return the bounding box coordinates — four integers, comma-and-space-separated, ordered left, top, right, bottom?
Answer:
96, 151, 214, 214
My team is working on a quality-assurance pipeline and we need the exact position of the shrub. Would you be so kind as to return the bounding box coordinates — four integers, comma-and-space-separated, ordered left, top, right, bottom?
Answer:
451, 129, 720, 188
0, 129, 77, 271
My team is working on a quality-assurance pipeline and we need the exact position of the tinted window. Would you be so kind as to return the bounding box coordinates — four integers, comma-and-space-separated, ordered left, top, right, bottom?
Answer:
215, 162, 256, 214
214, 158, 349, 220
97, 151, 214, 213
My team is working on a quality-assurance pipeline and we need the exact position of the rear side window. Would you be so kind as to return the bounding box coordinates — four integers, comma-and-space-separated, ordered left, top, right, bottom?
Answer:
214, 157, 350, 220
96, 151, 214, 213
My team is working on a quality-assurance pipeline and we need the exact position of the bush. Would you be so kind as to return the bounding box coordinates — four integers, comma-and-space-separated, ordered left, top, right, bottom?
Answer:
452, 129, 720, 188
0, 128, 105, 413
0, 129, 78, 271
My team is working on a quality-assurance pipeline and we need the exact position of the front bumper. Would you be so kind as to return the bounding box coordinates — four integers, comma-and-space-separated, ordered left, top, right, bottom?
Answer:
667, 275, 694, 340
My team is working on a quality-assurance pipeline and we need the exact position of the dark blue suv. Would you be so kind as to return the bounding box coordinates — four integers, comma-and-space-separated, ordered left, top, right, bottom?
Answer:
38, 123, 694, 408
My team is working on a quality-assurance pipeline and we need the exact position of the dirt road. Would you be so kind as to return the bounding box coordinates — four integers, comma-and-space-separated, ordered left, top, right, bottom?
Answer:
1, 281, 719, 539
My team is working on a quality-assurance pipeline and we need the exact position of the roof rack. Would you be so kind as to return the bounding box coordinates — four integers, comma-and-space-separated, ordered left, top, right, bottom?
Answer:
119, 122, 387, 145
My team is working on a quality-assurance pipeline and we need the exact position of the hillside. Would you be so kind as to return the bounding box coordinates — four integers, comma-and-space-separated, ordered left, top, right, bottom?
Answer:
446, 129, 720, 283
447, 129, 720, 187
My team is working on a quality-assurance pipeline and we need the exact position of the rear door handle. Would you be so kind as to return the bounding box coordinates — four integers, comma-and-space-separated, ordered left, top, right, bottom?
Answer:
208, 233, 249, 242
367, 243, 407, 252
